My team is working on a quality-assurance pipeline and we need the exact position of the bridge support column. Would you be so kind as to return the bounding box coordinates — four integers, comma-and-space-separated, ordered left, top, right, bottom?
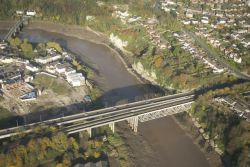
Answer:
109, 122, 115, 133
86, 128, 92, 138
133, 116, 138, 133
128, 116, 138, 133
128, 118, 133, 128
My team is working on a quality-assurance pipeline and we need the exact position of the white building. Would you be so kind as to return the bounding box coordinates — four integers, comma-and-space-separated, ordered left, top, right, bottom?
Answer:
26, 64, 39, 72
65, 67, 76, 76
182, 20, 191, 25
26, 10, 36, 16
201, 16, 209, 24
0, 43, 7, 49
55, 64, 66, 74
0, 57, 13, 63
45, 64, 56, 74
35, 54, 62, 64
66, 73, 85, 87
186, 11, 194, 18
24, 75, 34, 82
16, 10, 24, 15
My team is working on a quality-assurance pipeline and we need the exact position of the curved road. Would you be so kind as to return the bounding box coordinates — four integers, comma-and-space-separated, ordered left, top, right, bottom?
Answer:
186, 30, 250, 81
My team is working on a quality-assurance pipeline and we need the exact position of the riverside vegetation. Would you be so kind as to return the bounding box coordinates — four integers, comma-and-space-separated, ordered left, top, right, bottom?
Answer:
190, 82, 250, 167
0, 126, 130, 167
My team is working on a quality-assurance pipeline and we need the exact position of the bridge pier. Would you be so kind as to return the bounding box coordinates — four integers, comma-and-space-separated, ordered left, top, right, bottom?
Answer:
133, 116, 138, 133
109, 122, 115, 133
86, 128, 92, 138
128, 116, 138, 133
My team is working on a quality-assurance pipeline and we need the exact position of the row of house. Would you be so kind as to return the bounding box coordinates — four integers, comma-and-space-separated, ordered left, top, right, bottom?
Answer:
160, 0, 178, 13
45, 62, 85, 87
142, 18, 169, 50
1, 42, 87, 88
112, 9, 141, 24
214, 96, 250, 121
174, 32, 224, 73
195, 27, 246, 64
180, 0, 249, 68
16, 10, 36, 16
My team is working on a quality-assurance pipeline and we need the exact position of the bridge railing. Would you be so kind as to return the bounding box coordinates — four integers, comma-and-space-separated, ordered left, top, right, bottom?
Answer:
0, 91, 195, 139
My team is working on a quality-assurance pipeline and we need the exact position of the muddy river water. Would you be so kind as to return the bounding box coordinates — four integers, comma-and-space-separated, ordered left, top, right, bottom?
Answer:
0, 29, 210, 167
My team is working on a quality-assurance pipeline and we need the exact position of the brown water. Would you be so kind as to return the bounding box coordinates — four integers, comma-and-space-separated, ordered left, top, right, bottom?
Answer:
139, 117, 210, 167
0, 29, 210, 167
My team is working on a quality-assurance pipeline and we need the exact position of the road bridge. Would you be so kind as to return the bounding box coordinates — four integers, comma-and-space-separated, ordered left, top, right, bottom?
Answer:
0, 91, 195, 139
3, 16, 28, 41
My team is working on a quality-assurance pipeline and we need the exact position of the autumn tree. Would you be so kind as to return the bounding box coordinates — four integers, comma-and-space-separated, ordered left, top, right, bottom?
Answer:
47, 42, 62, 53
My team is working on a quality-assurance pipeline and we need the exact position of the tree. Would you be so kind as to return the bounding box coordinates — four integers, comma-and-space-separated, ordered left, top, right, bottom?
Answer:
72, 59, 83, 71
93, 151, 101, 159
36, 43, 46, 54
154, 56, 164, 68
9, 37, 22, 47
47, 42, 62, 53
20, 39, 35, 59
50, 133, 69, 153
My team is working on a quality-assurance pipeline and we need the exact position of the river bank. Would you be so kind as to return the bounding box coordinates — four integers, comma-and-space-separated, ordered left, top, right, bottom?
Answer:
0, 20, 220, 167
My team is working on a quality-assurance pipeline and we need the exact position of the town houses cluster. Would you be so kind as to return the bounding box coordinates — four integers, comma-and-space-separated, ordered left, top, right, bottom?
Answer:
175, 0, 249, 65
0, 41, 88, 104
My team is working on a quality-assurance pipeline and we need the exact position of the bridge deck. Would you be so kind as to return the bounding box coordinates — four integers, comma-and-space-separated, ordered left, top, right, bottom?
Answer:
0, 91, 195, 139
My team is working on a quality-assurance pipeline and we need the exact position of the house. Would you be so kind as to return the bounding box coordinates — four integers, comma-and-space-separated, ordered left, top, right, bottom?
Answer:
16, 10, 24, 15
0, 43, 7, 50
128, 16, 141, 23
35, 54, 62, 64
55, 64, 66, 74
45, 64, 56, 74
160, 44, 167, 49
35, 57, 49, 64
186, 11, 194, 18
62, 52, 72, 60
83, 95, 92, 103
26, 10, 36, 16
66, 73, 85, 87
86, 15, 95, 21
65, 67, 76, 76
24, 75, 34, 82
0, 57, 13, 64
14, 58, 29, 64
19, 90, 38, 101
182, 20, 191, 25
192, 20, 199, 24
201, 17, 209, 24
25, 64, 39, 72
234, 56, 242, 63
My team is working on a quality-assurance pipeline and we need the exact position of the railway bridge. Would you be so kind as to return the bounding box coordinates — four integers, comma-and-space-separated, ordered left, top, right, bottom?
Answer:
3, 16, 28, 41
0, 91, 195, 139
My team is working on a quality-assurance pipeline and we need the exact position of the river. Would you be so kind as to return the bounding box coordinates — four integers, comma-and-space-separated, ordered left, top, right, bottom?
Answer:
0, 28, 211, 167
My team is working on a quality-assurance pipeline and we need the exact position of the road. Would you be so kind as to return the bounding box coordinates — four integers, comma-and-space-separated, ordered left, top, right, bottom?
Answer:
186, 30, 250, 81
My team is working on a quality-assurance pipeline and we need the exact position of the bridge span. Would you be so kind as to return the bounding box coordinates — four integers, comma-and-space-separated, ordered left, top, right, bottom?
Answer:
3, 16, 28, 41
0, 91, 195, 139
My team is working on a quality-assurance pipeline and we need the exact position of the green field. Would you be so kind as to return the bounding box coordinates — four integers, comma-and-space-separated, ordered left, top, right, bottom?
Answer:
33, 74, 71, 95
